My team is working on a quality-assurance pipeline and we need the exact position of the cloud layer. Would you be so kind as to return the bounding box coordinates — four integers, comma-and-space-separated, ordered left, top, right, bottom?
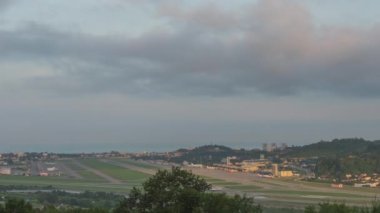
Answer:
1, 0, 380, 97
0, 0, 11, 10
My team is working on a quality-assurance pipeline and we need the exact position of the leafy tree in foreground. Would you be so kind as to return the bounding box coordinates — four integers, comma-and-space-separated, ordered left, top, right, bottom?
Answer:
114, 167, 262, 213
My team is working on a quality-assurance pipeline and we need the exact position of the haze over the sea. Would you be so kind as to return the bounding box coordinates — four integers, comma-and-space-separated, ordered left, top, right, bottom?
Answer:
1, 0, 380, 152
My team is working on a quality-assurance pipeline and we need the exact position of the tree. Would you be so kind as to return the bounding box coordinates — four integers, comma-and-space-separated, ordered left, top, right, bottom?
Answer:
114, 167, 210, 213
114, 167, 262, 213
196, 193, 262, 213
304, 205, 317, 213
3, 198, 34, 213
303, 202, 380, 213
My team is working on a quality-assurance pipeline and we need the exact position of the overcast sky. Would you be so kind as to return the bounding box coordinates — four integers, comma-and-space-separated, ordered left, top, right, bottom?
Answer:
1, 0, 380, 152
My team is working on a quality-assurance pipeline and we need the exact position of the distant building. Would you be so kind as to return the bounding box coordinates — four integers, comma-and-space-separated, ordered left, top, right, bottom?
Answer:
279, 170, 293, 177
354, 183, 378, 188
363, 176, 372, 181
280, 143, 288, 150
226, 156, 236, 166
262, 143, 268, 151
188, 164, 203, 168
39, 172, 49, 176
331, 183, 344, 188
210, 186, 223, 191
17, 152, 25, 158
206, 166, 216, 170
47, 167, 56, 172
263, 143, 278, 152
272, 164, 279, 177
241, 159, 268, 172
0, 167, 11, 175
271, 143, 277, 151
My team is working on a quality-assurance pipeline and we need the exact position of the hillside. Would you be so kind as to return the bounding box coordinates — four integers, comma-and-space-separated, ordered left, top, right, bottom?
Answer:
171, 138, 380, 164
134, 138, 380, 172
286, 138, 380, 179
283, 138, 374, 158
169, 145, 262, 164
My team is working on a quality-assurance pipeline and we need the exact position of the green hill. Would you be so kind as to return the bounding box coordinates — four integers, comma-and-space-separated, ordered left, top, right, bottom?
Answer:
284, 138, 373, 158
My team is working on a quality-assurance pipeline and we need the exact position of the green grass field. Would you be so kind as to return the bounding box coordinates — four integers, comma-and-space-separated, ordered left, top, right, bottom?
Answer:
0, 175, 132, 192
226, 185, 262, 191
79, 159, 150, 181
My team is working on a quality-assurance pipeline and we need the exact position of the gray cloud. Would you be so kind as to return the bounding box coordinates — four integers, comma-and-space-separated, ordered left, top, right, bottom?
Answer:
1, 0, 380, 97
157, 2, 239, 31
0, 0, 10, 8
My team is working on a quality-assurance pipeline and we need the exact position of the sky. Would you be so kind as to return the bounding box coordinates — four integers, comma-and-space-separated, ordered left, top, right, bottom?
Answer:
1, 0, 380, 152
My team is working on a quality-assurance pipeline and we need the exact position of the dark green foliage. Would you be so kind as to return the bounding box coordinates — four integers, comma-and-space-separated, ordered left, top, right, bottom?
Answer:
3, 198, 34, 213
196, 193, 262, 213
114, 167, 211, 213
114, 167, 262, 213
172, 145, 235, 164
315, 154, 380, 180
33, 190, 123, 209
0, 185, 54, 191
315, 157, 342, 179
136, 145, 263, 165
366, 142, 380, 154
318, 203, 358, 213
304, 202, 380, 213
287, 138, 371, 158
304, 205, 317, 213
284, 138, 380, 179
0, 198, 109, 213
263, 207, 303, 213
137, 138, 380, 166
59, 208, 108, 213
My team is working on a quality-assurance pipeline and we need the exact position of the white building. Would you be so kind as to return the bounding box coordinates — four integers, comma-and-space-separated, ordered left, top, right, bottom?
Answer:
47, 167, 56, 172
354, 183, 378, 188
0, 167, 11, 175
